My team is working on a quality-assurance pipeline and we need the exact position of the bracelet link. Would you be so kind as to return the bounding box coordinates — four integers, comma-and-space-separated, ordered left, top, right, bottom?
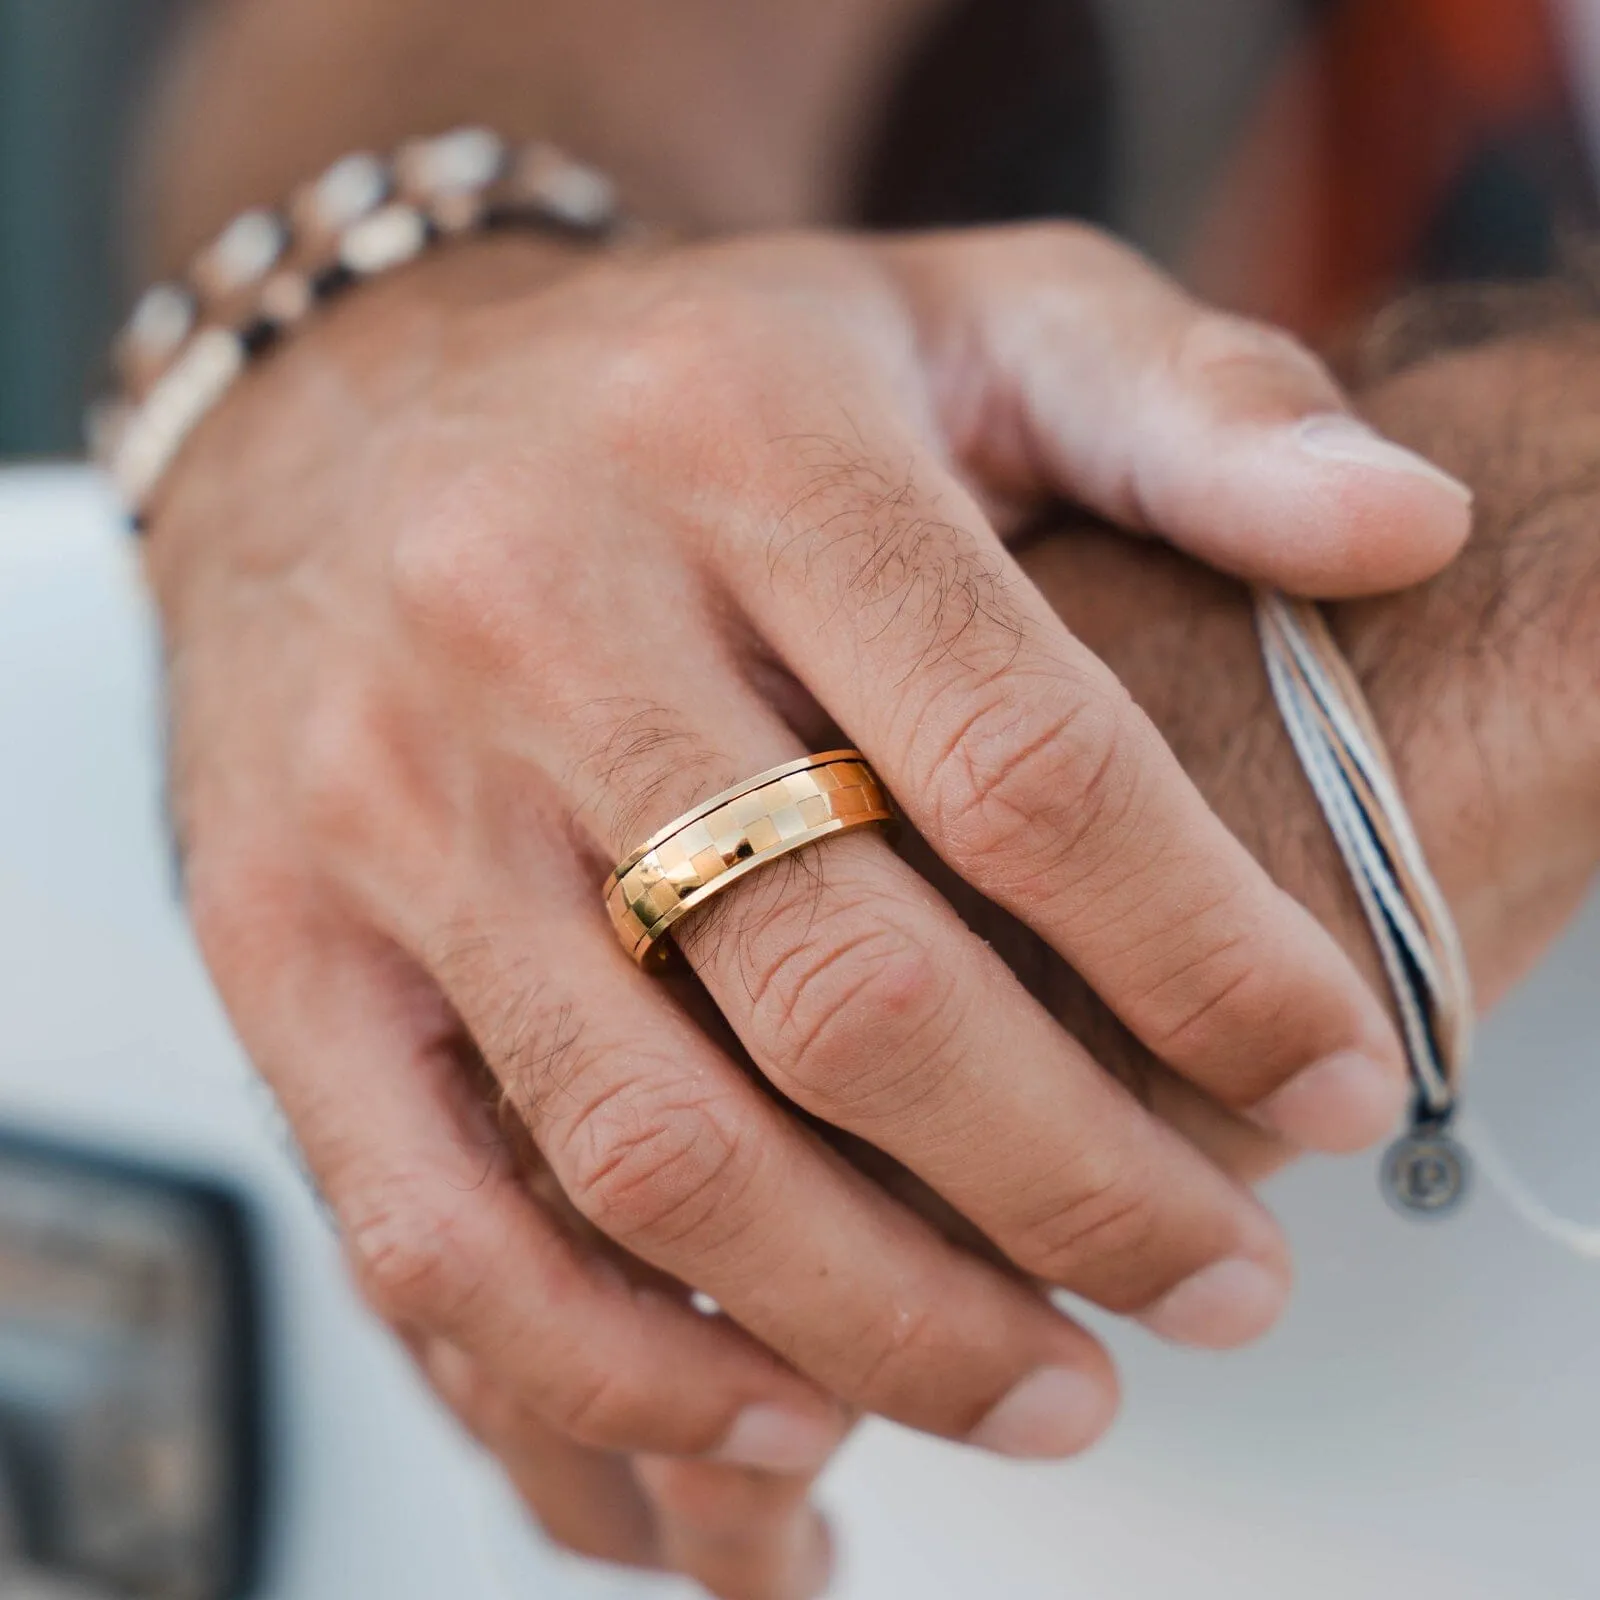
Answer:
94, 129, 626, 523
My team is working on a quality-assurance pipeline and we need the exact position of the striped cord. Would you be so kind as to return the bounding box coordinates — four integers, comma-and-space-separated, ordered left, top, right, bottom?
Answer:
1256, 589, 1600, 1253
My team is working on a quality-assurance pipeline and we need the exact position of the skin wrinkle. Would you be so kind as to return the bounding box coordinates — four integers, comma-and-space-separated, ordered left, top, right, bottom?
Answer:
834, 1297, 945, 1414
677, 843, 838, 997
923, 685, 1139, 906
969, 345, 1600, 1144
569, 695, 736, 854
131, 122, 1600, 1581
745, 922, 893, 1031
1059, 837, 1237, 971
549, 1361, 645, 1448
352, 1175, 509, 1336
1016, 1176, 1163, 1297
932, 692, 1079, 827
763, 927, 977, 1127
560, 1087, 752, 1255
1147, 957, 1267, 1063
763, 432, 1025, 686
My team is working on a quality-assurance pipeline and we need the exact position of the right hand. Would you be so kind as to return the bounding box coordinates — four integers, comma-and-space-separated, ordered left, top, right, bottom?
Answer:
146, 222, 1469, 1596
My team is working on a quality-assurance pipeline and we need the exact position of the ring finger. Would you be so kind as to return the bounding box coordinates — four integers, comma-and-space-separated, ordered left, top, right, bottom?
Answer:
400, 836, 1123, 1452
550, 674, 1290, 1345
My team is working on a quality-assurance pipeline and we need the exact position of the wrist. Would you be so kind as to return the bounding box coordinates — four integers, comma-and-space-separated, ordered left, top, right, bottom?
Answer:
1014, 515, 1589, 1022
1330, 332, 1600, 1003
111, 123, 633, 535
1352, 332, 1600, 816
141, 230, 605, 591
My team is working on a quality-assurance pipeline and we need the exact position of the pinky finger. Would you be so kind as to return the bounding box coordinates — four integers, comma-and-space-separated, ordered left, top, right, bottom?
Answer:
208, 893, 848, 1466
425, 1335, 836, 1600
637, 1455, 835, 1600
421, 1337, 661, 1571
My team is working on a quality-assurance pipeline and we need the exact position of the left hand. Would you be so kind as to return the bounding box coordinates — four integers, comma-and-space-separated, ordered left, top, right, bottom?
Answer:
150, 223, 1479, 1600
423, 321, 1600, 1599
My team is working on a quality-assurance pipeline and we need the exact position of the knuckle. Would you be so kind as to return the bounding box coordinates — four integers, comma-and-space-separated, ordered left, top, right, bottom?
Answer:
288, 685, 392, 851
845, 1301, 948, 1410
1016, 217, 1137, 273
746, 902, 952, 1114
1016, 1166, 1166, 1293
554, 1073, 752, 1250
917, 671, 1143, 891
1172, 312, 1335, 400
388, 477, 538, 675
943, 218, 1131, 283
550, 1362, 654, 1450
584, 287, 772, 470
346, 1180, 484, 1330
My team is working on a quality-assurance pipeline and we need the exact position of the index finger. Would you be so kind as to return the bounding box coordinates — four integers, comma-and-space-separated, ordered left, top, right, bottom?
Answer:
877, 224, 1472, 596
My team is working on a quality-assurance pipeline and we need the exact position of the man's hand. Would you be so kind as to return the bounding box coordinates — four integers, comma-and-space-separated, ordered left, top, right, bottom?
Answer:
1010, 326, 1600, 1180
420, 323, 1600, 1599
146, 222, 1470, 1597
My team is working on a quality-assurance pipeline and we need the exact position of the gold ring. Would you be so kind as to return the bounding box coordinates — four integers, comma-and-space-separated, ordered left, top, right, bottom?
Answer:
605, 749, 894, 965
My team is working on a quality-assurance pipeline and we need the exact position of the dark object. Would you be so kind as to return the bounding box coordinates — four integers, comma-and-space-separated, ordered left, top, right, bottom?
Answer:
0, 0, 184, 458
856, 0, 1113, 230
0, 1130, 265, 1598
1382, 1125, 1472, 1219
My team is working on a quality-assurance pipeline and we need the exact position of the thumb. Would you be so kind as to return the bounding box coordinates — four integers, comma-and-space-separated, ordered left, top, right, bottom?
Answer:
878, 222, 1472, 598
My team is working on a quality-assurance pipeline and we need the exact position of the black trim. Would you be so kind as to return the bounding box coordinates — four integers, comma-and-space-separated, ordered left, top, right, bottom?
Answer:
856, 0, 1114, 230
0, 1127, 269, 1598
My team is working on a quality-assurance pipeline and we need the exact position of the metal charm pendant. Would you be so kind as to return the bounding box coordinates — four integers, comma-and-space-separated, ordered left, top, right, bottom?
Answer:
1382, 1127, 1471, 1218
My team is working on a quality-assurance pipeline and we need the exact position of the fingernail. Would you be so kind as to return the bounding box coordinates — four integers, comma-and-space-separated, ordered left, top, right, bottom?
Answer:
1295, 414, 1473, 502
710, 1404, 841, 1474
966, 1367, 1115, 1459
1140, 1256, 1289, 1348
794, 1512, 834, 1599
1251, 1047, 1409, 1151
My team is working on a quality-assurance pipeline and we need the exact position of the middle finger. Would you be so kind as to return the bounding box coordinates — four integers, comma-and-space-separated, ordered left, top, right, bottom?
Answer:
715, 427, 1409, 1151
563, 676, 1290, 1346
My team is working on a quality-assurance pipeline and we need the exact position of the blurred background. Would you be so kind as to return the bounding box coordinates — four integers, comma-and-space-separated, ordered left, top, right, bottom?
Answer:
4, 0, 1593, 462
0, 0, 182, 460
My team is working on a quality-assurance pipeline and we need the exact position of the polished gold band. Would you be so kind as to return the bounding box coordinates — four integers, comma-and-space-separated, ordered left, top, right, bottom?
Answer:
605, 750, 893, 965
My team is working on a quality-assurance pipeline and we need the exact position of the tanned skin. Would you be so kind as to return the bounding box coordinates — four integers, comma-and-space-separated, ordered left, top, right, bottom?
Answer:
139, 0, 946, 264
966, 318, 1600, 1181
130, 4, 1596, 1596
432, 314, 1600, 1588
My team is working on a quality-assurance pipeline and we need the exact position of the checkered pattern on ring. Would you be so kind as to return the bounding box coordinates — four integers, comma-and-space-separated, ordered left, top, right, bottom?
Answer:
605, 753, 892, 962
